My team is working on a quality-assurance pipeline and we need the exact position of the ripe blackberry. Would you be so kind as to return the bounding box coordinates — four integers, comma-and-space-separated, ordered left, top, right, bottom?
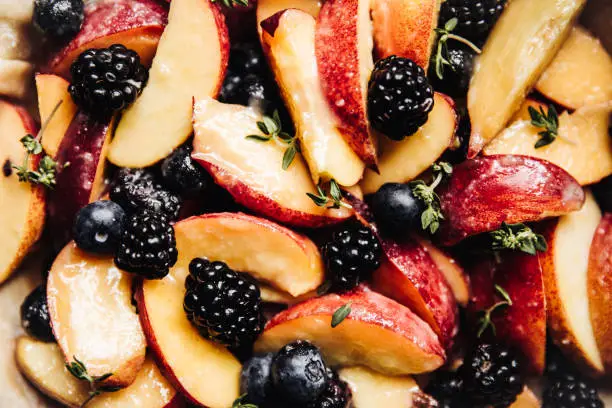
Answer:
310, 369, 351, 408
220, 72, 278, 112
228, 42, 267, 75
110, 168, 181, 220
161, 144, 212, 196
429, 45, 475, 98
425, 371, 466, 408
33, 0, 84, 40
183, 258, 264, 349
368, 56, 434, 140
114, 210, 177, 279
460, 343, 524, 407
324, 225, 382, 292
21, 285, 54, 343
69, 44, 148, 118
543, 374, 603, 408
438, 0, 507, 43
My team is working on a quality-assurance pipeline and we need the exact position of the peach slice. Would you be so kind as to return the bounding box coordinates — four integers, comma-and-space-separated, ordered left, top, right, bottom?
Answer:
47, 114, 113, 249
135, 261, 241, 407
418, 238, 469, 307
15, 337, 183, 408
260, 9, 365, 186
437, 155, 585, 246
192, 97, 351, 228
372, 236, 459, 349
483, 104, 612, 186
536, 26, 612, 109
35, 74, 78, 158
511, 98, 548, 122
371, 0, 441, 69
511, 387, 540, 408
108, 0, 229, 168
360, 93, 457, 194
315, 0, 378, 167
538, 191, 604, 376
0, 59, 33, 100
260, 284, 317, 305
173, 213, 324, 296
338, 366, 420, 408
0, 100, 45, 284
46, 0, 168, 77
587, 213, 612, 371
256, 0, 321, 37
0, 20, 35, 60
255, 288, 446, 375
467, 0, 586, 157
47, 243, 147, 388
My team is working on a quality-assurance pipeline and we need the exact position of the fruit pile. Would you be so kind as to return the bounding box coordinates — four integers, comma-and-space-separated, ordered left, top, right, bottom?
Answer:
1, 0, 611, 407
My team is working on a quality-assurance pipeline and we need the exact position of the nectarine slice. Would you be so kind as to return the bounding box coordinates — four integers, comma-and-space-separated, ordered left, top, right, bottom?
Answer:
46, 0, 168, 77
35, 74, 78, 159
316, 0, 378, 167
467, 0, 586, 157
437, 155, 585, 246
536, 26, 612, 109
338, 366, 420, 408
261, 9, 365, 186
539, 191, 604, 375
255, 289, 445, 375
371, 0, 441, 69
135, 245, 241, 407
360, 93, 456, 194
0, 60, 33, 100
15, 337, 182, 408
0, 100, 45, 284
47, 243, 147, 388
108, 0, 229, 168
192, 97, 351, 228
256, 0, 320, 37
588, 213, 612, 371
483, 104, 612, 186
173, 213, 324, 296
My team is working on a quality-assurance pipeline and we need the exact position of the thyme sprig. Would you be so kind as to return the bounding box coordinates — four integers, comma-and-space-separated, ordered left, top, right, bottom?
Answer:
409, 162, 453, 234
477, 285, 513, 337
232, 394, 258, 408
331, 302, 352, 328
529, 104, 560, 148
306, 179, 351, 210
434, 18, 482, 80
65, 357, 120, 407
489, 222, 547, 255
211, 0, 249, 8
246, 110, 300, 170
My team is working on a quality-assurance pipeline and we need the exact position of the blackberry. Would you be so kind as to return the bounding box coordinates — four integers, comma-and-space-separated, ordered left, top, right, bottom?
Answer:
110, 168, 181, 220
228, 42, 267, 75
368, 56, 434, 140
543, 374, 603, 408
161, 144, 212, 196
310, 369, 351, 408
271, 340, 328, 406
33, 0, 84, 40
545, 345, 577, 380
324, 225, 381, 292
114, 210, 177, 279
69, 44, 148, 118
20, 285, 54, 343
460, 343, 524, 408
73, 200, 125, 255
429, 45, 475, 98
438, 0, 507, 43
183, 258, 263, 349
425, 371, 466, 408
220, 72, 277, 111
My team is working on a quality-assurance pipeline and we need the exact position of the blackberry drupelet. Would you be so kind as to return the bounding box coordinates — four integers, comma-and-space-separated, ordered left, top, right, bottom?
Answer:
110, 168, 181, 220
33, 0, 84, 40
20, 285, 54, 343
183, 258, 264, 349
367, 56, 434, 140
438, 0, 507, 43
271, 340, 329, 406
69, 44, 148, 118
460, 343, 524, 408
425, 371, 466, 408
114, 210, 177, 279
429, 45, 475, 98
161, 144, 212, 196
324, 225, 382, 292
543, 374, 603, 408
310, 369, 351, 408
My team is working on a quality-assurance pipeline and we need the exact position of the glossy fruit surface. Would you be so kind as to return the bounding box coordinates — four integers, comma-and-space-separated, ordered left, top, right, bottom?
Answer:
73, 200, 125, 254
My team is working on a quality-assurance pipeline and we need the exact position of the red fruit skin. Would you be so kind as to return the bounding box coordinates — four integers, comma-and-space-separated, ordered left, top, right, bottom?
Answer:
437, 155, 585, 246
